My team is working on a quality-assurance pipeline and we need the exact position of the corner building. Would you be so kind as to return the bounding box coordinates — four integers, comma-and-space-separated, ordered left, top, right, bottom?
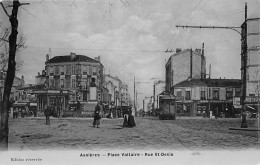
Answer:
35, 52, 104, 117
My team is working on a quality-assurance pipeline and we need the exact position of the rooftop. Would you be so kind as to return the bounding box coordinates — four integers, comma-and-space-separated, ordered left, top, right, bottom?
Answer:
174, 78, 242, 88
46, 55, 100, 64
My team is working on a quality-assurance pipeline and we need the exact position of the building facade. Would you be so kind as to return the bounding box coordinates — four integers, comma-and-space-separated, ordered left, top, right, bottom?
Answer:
104, 74, 122, 107
174, 79, 242, 118
165, 48, 206, 94
242, 17, 260, 105
34, 53, 104, 116
0, 74, 25, 101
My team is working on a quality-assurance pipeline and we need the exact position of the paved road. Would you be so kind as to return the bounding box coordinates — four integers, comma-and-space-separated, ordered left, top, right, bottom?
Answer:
8, 117, 260, 151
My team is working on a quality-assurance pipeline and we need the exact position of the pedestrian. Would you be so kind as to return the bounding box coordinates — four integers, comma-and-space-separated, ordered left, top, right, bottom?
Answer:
44, 106, 51, 125
127, 108, 136, 127
122, 113, 129, 127
93, 102, 101, 128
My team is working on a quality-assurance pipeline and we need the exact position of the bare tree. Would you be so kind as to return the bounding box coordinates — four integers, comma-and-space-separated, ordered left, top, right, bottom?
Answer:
0, 26, 25, 73
0, 0, 29, 150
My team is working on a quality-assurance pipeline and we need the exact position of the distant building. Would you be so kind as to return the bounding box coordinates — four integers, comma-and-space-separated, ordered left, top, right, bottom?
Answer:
165, 47, 206, 94
0, 74, 25, 101
121, 83, 129, 106
174, 78, 242, 118
104, 74, 122, 107
153, 80, 165, 109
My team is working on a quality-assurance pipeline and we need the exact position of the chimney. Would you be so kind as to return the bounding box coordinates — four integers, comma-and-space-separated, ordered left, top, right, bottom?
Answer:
46, 54, 49, 62
95, 56, 101, 62
195, 49, 201, 54
38, 72, 40, 76
22, 75, 24, 81
176, 48, 181, 53
70, 52, 76, 60
42, 70, 46, 75
201, 43, 204, 79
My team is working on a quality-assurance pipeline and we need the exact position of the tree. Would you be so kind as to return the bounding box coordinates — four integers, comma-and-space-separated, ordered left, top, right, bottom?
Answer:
0, 26, 25, 73
0, 0, 29, 150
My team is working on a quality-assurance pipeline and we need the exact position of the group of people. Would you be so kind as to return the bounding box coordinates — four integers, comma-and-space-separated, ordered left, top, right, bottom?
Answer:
44, 102, 136, 128
92, 103, 136, 128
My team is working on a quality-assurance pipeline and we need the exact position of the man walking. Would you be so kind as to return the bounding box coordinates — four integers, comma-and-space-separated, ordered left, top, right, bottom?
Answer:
44, 106, 51, 125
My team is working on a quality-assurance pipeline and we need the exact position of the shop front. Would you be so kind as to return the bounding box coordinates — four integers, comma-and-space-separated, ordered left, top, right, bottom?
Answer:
34, 89, 69, 117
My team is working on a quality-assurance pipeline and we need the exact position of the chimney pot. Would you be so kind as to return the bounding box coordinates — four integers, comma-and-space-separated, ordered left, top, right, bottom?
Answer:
195, 49, 201, 54
176, 48, 181, 53
70, 52, 76, 60
46, 54, 49, 62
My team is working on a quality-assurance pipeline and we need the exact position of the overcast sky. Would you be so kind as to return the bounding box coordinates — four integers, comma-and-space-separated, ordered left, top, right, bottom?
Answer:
1, 0, 260, 107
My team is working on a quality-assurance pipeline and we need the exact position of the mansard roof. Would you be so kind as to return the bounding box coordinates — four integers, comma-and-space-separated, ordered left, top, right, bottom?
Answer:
46, 55, 100, 64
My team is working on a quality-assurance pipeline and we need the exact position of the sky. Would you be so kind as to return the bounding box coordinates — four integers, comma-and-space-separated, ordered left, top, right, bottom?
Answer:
0, 0, 260, 108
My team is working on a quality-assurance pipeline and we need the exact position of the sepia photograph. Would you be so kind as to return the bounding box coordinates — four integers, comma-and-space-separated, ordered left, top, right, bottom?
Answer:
0, 0, 260, 165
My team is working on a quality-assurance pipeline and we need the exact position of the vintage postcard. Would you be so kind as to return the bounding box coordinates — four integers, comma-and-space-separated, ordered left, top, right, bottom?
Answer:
0, 0, 259, 165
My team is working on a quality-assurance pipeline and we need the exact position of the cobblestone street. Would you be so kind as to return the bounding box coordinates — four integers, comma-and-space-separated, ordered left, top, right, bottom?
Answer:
7, 117, 260, 151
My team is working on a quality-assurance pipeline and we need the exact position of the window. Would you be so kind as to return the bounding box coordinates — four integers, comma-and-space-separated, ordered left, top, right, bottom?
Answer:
235, 89, 241, 97
72, 65, 76, 75
185, 91, 191, 100
49, 78, 54, 87
201, 91, 206, 100
213, 89, 219, 100
66, 78, 71, 88
60, 66, 64, 75
83, 65, 88, 75
49, 66, 54, 75
89, 66, 92, 75
55, 79, 59, 88
177, 91, 182, 97
55, 66, 60, 75
226, 88, 233, 99
60, 79, 64, 88
93, 66, 97, 75
72, 78, 76, 88
66, 65, 71, 75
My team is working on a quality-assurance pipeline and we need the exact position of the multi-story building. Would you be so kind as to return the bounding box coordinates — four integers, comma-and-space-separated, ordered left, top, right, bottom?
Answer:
0, 73, 25, 101
165, 47, 206, 94
34, 52, 104, 116
174, 78, 242, 118
121, 83, 129, 106
104, 74, 122, 107
241, 17, 260, 105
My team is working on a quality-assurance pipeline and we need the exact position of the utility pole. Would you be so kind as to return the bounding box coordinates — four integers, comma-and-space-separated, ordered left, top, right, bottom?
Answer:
153, 83, 155, 110
133, 76, 135, 115
190, 48, 193, 79
176, 3, 248, 128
